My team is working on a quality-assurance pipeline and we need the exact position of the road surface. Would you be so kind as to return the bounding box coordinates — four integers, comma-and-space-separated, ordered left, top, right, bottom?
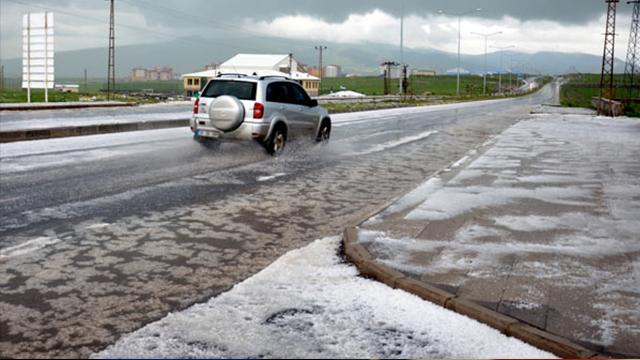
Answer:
0, 82, 558, 358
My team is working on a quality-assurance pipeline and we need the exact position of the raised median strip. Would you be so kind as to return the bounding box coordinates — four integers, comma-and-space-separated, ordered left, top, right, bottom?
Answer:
342, 226, 600, 359
0, 101, 137, 111
0, 119, 189, 143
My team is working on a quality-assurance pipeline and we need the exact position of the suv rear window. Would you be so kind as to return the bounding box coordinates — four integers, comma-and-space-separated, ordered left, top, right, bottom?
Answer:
202, 80, 257, 101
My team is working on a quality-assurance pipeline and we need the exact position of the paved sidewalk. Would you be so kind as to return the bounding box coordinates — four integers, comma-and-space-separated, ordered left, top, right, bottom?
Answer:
359, 112, 640, 357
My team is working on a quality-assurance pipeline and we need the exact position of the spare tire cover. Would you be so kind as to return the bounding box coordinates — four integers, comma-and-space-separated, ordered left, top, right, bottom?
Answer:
207, 95, 245, 132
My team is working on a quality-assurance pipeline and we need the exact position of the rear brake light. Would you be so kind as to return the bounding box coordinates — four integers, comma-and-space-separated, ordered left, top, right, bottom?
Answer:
193, 98, 199, 114
253, 102, 264, 119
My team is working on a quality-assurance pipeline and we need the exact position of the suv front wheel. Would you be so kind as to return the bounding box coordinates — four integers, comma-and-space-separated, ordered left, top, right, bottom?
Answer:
265, 125, 287, 155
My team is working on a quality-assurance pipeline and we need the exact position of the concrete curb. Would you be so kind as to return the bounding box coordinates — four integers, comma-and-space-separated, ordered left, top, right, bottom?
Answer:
0, 102, 137, 111
0, 119, 189, 143
342, 227, 601, 359
341, 129, 605, 358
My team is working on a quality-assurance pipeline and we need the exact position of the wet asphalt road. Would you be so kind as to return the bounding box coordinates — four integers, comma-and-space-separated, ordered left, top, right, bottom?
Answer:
0, 83, 557, 358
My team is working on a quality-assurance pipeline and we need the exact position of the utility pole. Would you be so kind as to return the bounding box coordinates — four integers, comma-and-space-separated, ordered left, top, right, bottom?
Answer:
508, 54, 520, 93
27, 12, 31, 103
381, 61, 400, 95
400, 1, 405, 95
624, 0, 639, 100
402, 64, 409, 98
84, 68, 88, 92
599, 0, 619, 115
383, 67, 389, 95
0, 65, 4, 93
439, 8, 482, 96
107, 0, 115, 101
472, 31, 502, 96
44, 11, 49, 103
288, 53, 293, 76
491, 45, 516, 93
314, 45, 327, 80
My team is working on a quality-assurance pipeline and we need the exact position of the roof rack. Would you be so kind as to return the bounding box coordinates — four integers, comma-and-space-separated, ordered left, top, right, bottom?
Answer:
216, 73, 249, 78
259, 75, 291, 80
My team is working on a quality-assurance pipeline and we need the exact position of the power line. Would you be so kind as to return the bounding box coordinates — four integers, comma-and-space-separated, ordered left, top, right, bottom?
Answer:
119, 0, 275, 41
490, 45, 516, 93
5, 0, 324, 77
5, 0, 186, 43
4, 0, 258, 55
471, 31, 503, 96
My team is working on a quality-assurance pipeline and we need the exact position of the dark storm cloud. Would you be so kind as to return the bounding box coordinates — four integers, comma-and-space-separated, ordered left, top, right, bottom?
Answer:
127, 0, 630, 25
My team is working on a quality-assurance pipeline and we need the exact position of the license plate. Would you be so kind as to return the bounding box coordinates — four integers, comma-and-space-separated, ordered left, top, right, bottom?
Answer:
202, 130, 220, 138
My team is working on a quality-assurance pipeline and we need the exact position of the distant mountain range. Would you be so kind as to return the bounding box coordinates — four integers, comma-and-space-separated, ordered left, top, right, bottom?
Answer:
0, 34, 626, 78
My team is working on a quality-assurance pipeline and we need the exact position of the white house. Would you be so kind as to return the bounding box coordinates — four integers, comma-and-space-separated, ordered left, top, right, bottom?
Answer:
182, 54, 320, 98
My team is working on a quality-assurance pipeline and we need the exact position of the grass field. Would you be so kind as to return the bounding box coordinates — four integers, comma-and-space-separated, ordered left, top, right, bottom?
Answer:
560, 74, 639, 117
0, 78, 183, 104
0, 89, 81, 103
320, 75, 524, 97
77, 80, 183, 94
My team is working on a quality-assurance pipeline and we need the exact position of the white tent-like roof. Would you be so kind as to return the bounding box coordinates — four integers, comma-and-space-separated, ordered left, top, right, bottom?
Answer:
222, 54, 290, 70
180, 69, 221, 78
445, 67, 471, 75
181, 54, 318, 81
181, 69, 319, 81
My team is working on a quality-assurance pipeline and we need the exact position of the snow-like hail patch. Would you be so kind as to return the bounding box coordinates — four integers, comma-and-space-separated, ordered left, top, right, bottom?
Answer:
320, 90, 366, 98
94, 237, 553, 359
257, 173, 287, 182
0, 236, 60, 258
351, 130, 438, 156
365, 177, 444, 226
446, 155, 470, 171
405, 185, 592, 221
85, 223, 111, 230
331, 97, 512, 128
357, 114, 640, 349
494, 215, 567, 232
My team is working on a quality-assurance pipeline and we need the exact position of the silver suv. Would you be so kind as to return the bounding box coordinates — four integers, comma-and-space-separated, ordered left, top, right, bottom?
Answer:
190, 74, 331, 154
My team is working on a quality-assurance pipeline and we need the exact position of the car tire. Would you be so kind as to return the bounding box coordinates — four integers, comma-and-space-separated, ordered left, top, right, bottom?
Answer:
193, 135, 220, 149
265, 125, 287, 156
316, 119, 331, 143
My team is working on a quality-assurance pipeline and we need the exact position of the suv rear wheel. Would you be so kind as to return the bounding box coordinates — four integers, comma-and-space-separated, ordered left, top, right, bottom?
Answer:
317, 119, 331, 143
265, 125, 287, 155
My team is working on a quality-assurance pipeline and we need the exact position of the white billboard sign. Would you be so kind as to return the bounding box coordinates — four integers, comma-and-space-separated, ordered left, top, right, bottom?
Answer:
22, 12, 54, 102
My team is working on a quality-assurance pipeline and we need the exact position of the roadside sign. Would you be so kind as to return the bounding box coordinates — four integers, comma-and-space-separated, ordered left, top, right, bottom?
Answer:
22, 12, 54, 103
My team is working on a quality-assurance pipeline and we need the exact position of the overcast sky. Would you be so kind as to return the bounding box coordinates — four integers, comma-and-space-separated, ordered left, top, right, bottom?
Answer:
0, 0, 635, 60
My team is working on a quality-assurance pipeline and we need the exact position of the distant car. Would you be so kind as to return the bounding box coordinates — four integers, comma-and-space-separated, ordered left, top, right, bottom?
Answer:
190, 74, 331, 155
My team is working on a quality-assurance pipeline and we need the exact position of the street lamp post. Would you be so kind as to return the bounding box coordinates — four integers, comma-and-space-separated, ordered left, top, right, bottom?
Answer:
472, 31, 502, 96
438, 8, 482, 97
490, 45, 515, 93
507, 54, 521, 93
